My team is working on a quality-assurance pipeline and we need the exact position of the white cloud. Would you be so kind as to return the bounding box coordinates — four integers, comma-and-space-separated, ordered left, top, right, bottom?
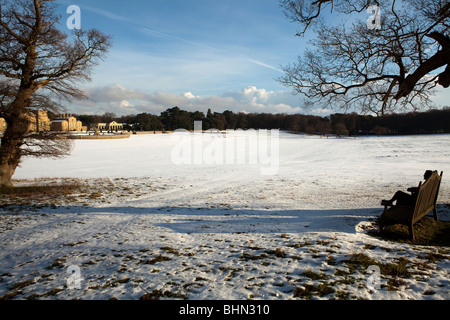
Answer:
119, 100, 132, 108
85, 84, 147, 103
241, 86, 274, 102
183, 92, 197, 100
70, 84, 303, 116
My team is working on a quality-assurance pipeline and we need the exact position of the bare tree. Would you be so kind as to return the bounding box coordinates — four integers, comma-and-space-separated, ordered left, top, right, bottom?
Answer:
0, 0, 111, 187
278, 0, 449, 116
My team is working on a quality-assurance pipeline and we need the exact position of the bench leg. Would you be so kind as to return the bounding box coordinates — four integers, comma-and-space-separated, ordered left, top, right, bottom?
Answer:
409, 223, 415, 241
433, 208, 439, 221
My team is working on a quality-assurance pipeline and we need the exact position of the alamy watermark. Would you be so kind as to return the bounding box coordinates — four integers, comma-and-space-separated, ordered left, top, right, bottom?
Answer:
171, 121, 280, 176
367, 5, 382, 30
66, 5, 81, 30
366, 265, 381, 291
67, 265, 82, 290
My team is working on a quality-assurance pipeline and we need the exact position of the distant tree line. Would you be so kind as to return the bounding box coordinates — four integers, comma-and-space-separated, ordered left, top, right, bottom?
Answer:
73, 106, 450, 136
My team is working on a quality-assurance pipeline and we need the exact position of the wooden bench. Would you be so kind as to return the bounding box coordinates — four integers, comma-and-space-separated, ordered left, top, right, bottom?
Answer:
379, 171, 443, 240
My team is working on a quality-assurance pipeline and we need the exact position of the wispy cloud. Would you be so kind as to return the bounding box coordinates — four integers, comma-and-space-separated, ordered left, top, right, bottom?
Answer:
83, 5, 130, 22
246, 58, 283, 73
57, 0, 130, 22
139, 27, 283, 74
74, 3, 285, 74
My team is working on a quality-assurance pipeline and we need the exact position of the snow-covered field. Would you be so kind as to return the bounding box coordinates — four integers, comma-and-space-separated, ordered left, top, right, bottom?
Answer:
1, 132, 449, 300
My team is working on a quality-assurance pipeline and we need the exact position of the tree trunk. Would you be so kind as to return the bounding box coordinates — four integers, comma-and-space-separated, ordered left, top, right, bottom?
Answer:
0, 128, 25, 188
0, 96, 33, 187
0, 161, 16, 188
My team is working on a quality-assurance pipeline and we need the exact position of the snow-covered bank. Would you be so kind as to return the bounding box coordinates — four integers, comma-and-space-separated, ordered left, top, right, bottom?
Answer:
1, 133, 449, 300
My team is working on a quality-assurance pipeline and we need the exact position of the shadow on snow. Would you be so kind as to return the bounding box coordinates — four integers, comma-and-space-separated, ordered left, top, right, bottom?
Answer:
12, 205, 387, 235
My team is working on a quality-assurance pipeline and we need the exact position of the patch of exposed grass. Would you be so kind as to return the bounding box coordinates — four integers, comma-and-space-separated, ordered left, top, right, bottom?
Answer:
46, 258, 66, 270
160, 246, 180, 255
420, 251, 447, 263
220, 266, 242, 281
381, 257, 411, 279
293, 283, 335, 299
342, 253, 378, 273
88, 191, 103, 199
140, 288, 186, 300
63, 240, 88, 247
0, 183, 79, 197
142, 254, 172, 265
373, 217, 450, 247
101, 277, 130, 288
9, 279, 35, 290
334, 269, 351, 277
302, 270, 328, 281
0, 291, 21, 300
240, 252, 269, 261
343, 253, 411, 277
334, 290, 351, 300
40, 288, 63, 297
287, 241, 313, 248
0, 180, 82, 207
265, 248, 286, 258
326, 255, 337, 266
342, 253, 413, 291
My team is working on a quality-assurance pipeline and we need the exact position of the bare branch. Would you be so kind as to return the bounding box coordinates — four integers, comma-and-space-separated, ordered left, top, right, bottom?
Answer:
279, 0, 449, 115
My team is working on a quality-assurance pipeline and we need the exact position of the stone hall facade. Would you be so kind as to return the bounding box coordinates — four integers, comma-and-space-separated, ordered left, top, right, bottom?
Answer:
0, 111, 86, 134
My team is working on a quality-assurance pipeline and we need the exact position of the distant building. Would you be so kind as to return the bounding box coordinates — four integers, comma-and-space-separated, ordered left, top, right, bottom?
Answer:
50, 114, 83, 132
50, 119, 70, 132
27, 110, 51, 132
1, 110, 51, 134
93, 123, 107, 131
0, 118, 6, 133
92, 121, 124, 132
1, 111, 85, 134
108, 121, 124, 131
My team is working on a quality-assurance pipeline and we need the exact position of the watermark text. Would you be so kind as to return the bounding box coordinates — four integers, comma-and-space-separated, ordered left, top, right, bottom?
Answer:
66, 5, 81, 30
171, 122, 279, 176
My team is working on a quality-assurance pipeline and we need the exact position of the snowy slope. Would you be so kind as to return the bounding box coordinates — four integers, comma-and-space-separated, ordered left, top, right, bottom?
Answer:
1, 133, 449, 300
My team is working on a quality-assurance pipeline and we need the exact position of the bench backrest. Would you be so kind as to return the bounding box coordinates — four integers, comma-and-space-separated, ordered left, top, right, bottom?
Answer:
412, 171, 443, 224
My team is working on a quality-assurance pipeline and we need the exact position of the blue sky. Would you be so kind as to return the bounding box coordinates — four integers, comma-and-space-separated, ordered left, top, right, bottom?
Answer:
55, 0, 449, 116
